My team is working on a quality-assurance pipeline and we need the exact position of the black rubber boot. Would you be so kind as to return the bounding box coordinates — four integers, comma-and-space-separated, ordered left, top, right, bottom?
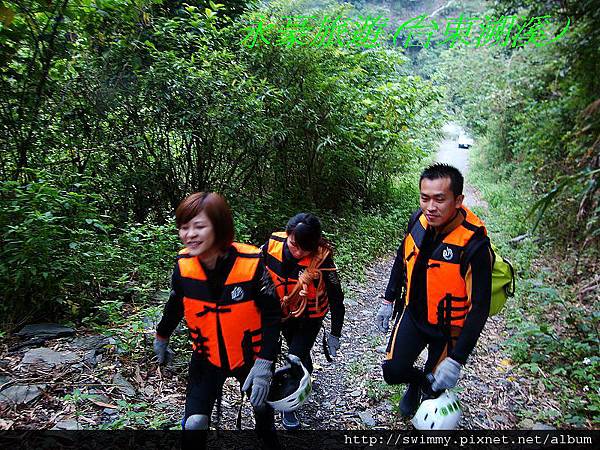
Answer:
399, 382, 422, 417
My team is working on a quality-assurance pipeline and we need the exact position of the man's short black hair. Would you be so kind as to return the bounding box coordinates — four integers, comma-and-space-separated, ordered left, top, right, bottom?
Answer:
419, 163, 464, 197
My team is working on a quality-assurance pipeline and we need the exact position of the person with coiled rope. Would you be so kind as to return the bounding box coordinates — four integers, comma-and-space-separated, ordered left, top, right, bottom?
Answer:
152, 192, 281, 447
262, 213, 345, 430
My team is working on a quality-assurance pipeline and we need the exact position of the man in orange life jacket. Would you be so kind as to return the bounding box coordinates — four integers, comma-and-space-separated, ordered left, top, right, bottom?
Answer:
375, 163, 492, 417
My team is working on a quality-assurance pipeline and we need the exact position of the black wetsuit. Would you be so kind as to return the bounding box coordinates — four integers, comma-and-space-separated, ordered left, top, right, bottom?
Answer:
156, 245, 281, 430
382, 210, 492, 386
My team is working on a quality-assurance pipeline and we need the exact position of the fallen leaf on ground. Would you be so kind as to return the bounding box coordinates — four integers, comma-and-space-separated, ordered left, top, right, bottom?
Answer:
89, 398, 119, 409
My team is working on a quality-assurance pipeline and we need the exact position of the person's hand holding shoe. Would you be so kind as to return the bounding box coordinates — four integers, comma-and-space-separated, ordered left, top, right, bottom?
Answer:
375, 300, 393, 332
431, 357, 461, 391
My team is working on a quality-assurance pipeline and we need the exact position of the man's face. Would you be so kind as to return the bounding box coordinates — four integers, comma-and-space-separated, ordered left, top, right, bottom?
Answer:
419, 177, 464, 228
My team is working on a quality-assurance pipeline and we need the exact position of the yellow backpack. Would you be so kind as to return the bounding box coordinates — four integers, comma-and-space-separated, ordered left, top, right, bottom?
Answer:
488, 242, 515, 315
461, 237, 515, 316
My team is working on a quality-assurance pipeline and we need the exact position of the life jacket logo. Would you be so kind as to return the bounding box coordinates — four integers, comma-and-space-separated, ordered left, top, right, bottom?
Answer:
442, 247, 453, 261
231, 286, 244, 301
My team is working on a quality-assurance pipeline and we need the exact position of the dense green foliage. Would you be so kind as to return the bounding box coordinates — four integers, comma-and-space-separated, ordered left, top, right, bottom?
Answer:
1, 0, 597, 431
0, 0, 442, 325
470, 152, 599, 428
0, 171, 182, 323
434, 1, 599, 243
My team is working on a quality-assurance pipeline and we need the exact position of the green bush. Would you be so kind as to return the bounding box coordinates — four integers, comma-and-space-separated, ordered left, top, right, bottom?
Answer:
0, 176, 106, 322
0, 175, 179, 326
0, 0, 443, 328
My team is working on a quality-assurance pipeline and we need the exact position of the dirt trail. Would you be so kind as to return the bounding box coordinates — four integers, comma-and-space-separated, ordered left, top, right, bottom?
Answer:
437, 123, 487, 210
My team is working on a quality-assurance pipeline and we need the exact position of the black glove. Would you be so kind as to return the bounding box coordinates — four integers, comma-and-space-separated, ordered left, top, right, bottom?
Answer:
153, 336, 174, 365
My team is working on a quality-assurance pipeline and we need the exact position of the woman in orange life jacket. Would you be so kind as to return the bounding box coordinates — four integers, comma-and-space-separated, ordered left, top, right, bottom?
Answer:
152, 192, 281, 442
262, 213, 345, 430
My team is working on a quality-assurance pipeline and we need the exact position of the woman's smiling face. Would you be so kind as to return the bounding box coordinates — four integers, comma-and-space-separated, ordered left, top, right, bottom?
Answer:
178, 210, 216, 257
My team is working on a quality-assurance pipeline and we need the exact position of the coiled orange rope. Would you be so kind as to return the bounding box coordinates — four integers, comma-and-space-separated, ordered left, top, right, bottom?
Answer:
281, 246, 335, 320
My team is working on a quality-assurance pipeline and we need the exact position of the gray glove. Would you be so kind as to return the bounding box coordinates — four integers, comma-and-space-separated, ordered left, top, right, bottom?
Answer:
153, 336, 174, 365
326, 333, 340, 357
375, 300, 393, 332
242, 358, 273, 407
432, 357, 462, 391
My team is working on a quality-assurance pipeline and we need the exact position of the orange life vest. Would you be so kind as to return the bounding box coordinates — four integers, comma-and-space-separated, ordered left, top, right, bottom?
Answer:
264, 232, 329, 319
177, 242, 263, 370
403, 207, 487, 329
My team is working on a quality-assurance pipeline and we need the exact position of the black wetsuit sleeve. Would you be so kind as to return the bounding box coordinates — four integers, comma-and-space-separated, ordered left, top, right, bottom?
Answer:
322, 255, 345, 337
254, 259, 282, 361
384, 244, 405, 303
384, 210, 419, 304
260, 240, 269, 257
156, 263, 184, 340
449, 243, 492, 365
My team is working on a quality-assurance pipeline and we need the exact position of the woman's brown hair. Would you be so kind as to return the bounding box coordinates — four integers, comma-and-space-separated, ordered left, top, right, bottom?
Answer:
175, 192, 234, 251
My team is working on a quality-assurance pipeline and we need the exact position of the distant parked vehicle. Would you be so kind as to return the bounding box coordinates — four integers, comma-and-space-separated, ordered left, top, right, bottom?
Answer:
458, 133, 474, 149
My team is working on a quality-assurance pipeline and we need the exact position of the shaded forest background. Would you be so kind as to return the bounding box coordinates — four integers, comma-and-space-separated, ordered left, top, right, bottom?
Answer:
0, 0, 446, 324
0, 0, 598, 428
